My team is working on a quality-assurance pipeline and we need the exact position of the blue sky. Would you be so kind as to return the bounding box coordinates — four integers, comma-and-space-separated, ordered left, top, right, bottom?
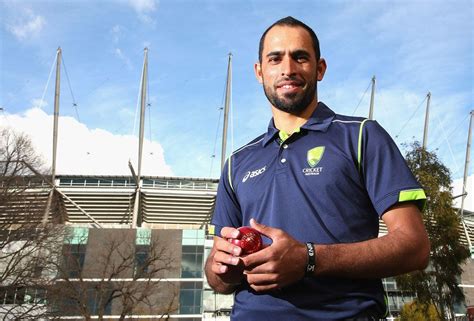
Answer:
0, 0, 473, 181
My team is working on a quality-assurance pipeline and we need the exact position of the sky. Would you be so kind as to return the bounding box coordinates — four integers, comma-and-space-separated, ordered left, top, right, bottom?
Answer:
0, 1, 473, 190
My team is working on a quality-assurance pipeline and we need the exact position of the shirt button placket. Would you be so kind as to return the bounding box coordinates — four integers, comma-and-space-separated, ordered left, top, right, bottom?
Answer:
280, 143, 288, 167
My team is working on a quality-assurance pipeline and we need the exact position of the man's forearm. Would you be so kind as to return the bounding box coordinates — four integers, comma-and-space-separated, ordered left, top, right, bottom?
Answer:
314, 233, 426, 278
313, 206, 430, 278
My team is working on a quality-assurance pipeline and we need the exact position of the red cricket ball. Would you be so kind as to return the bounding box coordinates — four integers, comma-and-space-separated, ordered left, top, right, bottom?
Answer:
229, 226, 263, 255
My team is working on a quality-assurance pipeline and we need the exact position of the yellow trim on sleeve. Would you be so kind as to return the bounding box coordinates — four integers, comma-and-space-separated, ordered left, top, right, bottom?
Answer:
399, 188, 427, 211
228, 156, 234, 192
357, 119, 369, 172
398, 189, 426, 202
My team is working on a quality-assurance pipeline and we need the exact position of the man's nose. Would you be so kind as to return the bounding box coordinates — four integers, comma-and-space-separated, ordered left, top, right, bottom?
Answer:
281, 57, 297, 76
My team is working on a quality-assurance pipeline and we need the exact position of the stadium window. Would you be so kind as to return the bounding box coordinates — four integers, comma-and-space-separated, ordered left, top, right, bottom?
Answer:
181, 230, 205, 278
86, 287, 112, 314
61, 227, 89, 277
4, 287, 15, 304
134, 244, 150, 278
0, 286, 25, 304
181, 245, 204, 278
135, 228, 151, 278
0, 287, 6, 304
179, 281, 203, 314
62, 243, 87, 278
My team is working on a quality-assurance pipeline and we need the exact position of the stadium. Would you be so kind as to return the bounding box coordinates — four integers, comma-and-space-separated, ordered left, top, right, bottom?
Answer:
0, 173, 473, 320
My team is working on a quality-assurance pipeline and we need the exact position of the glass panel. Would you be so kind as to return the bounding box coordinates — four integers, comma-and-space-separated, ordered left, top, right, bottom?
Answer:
62, 244, 87, 278
66, 227, 89, 245
0, 287, 6, 304
135, 244, 150, 277
183, 230, 198, 239
34, 288, 47, 304
179, 282, 203, 315
5, 287, 15, 304
136, 228, 151, 245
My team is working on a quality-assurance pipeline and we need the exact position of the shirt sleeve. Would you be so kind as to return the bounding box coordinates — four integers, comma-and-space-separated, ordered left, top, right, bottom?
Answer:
360, 120, 426, 216
210, 157, 242, 237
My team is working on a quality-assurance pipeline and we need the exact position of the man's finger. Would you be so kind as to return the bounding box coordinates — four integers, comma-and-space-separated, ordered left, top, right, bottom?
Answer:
214, 251, 240, 266
220, 226, 240, 239
250, 283, 280, 292
250, 218, 280, 240
246, 272, 278, 286
214, 237, 242, 256
211, 262, 228, 275
243, 262, 272, 274
241, 247, 271, 269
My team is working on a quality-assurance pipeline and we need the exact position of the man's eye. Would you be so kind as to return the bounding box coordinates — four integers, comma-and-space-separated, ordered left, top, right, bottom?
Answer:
296, 56, 309, 62
268, 56, 281, 63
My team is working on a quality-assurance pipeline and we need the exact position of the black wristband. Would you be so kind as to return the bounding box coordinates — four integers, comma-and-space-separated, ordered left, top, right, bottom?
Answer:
305, 242, 316, 276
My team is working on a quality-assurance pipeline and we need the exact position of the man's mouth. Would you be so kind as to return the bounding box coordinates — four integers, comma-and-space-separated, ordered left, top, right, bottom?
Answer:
276, 81, 304, 94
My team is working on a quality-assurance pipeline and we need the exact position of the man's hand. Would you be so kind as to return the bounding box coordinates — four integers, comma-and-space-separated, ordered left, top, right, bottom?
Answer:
241, 219, 307, 292
205, 227, 245, 294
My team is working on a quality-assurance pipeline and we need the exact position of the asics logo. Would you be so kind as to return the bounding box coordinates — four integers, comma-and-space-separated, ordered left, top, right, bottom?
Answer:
242, 166, 266, 182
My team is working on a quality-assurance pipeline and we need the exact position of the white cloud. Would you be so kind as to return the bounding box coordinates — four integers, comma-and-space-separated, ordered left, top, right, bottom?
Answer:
31, 98, 48, 109
128, 0, 157, 13
114, 48, 133, 70
0, 108, 173, 176
110, 25, 122, 44
125, 0, 158, 24
6, 7, 46, 41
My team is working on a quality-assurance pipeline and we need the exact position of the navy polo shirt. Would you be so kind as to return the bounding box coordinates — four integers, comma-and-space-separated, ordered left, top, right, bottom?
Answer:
210, 102, 426, 320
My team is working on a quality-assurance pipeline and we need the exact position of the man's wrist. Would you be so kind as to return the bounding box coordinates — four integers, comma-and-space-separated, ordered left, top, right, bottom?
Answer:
305, 242, 316, 276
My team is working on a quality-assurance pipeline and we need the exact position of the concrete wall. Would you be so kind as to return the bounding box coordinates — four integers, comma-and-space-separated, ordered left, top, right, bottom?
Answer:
461, 258, 474, 306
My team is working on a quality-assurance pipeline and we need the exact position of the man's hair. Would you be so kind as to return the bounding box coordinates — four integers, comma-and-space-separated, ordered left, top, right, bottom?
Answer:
258, 16, 321, 63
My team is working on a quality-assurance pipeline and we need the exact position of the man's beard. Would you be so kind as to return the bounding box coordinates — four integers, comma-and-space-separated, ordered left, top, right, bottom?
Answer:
263, 77, 317, 115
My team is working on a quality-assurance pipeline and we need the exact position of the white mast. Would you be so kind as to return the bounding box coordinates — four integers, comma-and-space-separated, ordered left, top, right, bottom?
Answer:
43, 47, 62, 224
422, 92, 431, 150
132, 47, 148, 228
368, 76, 376, 120
51, 47, 62, 183
461, 111, 474, 216
220, 53, 232, 171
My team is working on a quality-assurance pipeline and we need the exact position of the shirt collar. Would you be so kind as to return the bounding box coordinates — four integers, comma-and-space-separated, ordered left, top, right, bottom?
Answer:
262, 102, 336, 146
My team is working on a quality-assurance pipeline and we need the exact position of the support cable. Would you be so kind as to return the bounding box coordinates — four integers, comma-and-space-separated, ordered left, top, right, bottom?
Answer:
0, 53, 56, 151
132, 63, 145, 138
351, 79, 371, 116
432, 113, 470, 151
209, 107, 223, 177
433, 111, 466, 184
36, 53, 57, 111
394, 95, 427, 140
229, 70, 234, 155
61, 55, 81, 122
209, 67, 228, 177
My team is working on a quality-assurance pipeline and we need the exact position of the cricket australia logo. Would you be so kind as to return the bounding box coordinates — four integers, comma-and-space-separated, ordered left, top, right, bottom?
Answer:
242, 165, 266, 182
302, 146, 325, 176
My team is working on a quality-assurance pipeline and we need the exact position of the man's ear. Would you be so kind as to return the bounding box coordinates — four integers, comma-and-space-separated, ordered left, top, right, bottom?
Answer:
254, 63, 263, 84
317, 58, 327, 81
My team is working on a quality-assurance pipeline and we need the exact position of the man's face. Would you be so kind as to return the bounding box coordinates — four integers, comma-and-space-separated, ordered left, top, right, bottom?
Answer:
255, 25, 326, 115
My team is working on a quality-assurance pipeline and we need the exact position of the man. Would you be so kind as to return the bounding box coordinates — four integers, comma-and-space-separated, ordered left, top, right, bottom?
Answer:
204, 16, 430, 321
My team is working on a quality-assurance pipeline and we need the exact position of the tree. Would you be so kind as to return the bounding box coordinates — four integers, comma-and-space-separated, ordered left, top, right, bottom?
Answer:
1, 128, 181, 319
396, 141, 470, 320
398, 300, 440, 321
46, 228, 180, 320
0, 128, 64, 319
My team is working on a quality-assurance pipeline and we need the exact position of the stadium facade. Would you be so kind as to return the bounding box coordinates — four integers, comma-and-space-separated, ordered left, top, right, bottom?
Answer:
1, 174, 474, 320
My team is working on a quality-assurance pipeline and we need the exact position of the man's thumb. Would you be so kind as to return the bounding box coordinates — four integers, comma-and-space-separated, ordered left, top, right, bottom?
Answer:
249, 218, 272, 238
